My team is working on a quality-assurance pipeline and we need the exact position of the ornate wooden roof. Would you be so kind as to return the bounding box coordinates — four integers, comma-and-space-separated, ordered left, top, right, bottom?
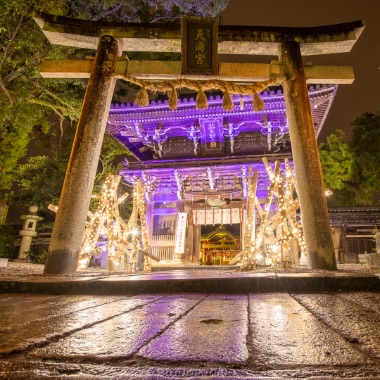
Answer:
109, 85, 336, 201
108, 84, 336, 160
107, 85, 336, 202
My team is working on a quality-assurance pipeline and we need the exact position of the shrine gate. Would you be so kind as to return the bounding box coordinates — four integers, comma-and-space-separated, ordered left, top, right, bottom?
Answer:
34, 13, 364, 273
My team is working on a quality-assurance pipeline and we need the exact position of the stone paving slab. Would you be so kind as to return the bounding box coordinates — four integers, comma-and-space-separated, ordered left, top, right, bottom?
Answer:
0, 295, 124, 331
139, 294, 249, 364
28, 294, 206, 360
248, 293, 370, 366
0, 294, 164, 355
338, 291, 380, 313
293, 293, 380, 359
1, 292, 380, 378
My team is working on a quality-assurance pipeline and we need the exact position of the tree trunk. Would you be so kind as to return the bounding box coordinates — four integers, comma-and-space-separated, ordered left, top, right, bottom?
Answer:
279, 41, 336, 270
44, 35, 119, 274
0, 200, 8, 225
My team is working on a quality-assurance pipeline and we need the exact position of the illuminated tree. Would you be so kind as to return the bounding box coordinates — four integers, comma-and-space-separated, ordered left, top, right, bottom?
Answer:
78, 176, 157, 272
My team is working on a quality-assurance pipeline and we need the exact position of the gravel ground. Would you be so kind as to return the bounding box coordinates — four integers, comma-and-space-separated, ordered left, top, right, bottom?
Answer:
1, 259, 379, 278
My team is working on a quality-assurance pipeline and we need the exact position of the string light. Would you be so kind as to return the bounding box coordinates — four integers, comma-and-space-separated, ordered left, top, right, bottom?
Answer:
77, 175, 157, 273
235, 158, 307, 270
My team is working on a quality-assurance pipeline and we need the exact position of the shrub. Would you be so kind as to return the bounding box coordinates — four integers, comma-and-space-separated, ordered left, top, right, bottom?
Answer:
0, 224, 19, 259
27, 249, 47, 264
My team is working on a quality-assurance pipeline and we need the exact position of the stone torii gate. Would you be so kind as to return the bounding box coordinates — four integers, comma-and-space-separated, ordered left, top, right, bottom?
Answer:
33, 13, 364, 274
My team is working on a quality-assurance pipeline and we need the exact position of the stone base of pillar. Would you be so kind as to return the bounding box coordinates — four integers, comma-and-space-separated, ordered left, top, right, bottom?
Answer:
44, 250, 80, 274
173, 253, 184, 264
18, 235, 34, 260
0, 258, 8, 267
366, 253, 380, 268
18, 251, 29, 260
376, 232, 380, 254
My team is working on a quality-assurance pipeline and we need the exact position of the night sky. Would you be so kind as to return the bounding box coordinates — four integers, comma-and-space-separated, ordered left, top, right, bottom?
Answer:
220, 0, 380, 141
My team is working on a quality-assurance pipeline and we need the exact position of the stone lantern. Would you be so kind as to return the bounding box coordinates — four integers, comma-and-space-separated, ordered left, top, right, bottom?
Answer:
18, 206, 43, 260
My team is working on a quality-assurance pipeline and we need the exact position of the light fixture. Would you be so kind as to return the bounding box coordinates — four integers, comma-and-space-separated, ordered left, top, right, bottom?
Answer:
206, 198, 227, 208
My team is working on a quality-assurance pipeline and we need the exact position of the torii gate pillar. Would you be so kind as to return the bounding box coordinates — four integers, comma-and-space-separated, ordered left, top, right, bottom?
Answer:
44, 35, 118, 274
280, 41, 336, 270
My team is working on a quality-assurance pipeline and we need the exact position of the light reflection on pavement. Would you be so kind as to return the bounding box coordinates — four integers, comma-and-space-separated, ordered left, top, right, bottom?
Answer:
98, 270, 277, 281
1, 292, 380, 378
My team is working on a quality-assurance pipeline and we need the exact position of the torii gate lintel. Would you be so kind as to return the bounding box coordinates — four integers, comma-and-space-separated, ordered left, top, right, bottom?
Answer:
34, 12, 364, 55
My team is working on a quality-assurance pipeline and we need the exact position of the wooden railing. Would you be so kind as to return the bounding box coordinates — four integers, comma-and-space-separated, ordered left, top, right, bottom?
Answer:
150, 246, 175, 262
151, 234, 175, 243
150, 234, 175, 261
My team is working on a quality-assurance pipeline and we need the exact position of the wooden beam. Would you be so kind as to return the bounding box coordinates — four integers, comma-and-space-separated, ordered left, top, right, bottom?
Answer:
34, 13, 365, 56
40, 59, 355, 84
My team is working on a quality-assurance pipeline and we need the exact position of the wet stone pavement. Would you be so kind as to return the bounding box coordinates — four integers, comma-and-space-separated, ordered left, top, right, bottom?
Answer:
1, 292, 380, 379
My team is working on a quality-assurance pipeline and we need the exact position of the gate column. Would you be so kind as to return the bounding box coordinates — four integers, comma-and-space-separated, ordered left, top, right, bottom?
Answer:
44, 36, 119, 274
280, 41, 336, 270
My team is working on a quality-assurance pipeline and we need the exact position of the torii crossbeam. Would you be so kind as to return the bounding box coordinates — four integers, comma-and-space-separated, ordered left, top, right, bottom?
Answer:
33, 13, 364, 274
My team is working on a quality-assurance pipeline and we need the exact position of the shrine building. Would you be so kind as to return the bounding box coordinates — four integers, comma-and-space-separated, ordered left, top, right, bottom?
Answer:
106, 84, 336, 265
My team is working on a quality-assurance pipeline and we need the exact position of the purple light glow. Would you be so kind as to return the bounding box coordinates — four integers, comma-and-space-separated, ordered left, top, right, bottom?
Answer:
108, 85, 336, 167
106, 87, 334, 265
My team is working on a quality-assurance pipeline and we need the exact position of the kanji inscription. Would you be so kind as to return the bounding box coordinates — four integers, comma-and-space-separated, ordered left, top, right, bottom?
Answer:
181, 16, 218, 75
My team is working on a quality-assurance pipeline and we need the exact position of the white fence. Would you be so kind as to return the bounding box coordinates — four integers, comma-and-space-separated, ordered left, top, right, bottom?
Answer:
150, 235, 175, 262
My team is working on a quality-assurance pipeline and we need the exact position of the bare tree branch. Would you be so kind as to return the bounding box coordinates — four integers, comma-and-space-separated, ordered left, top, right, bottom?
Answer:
150, 15, 179, 23
0, 10, 29, 71
0, 6, 33, 105
28, 97, 65, 137
0, 77, 13, 105
4, 67, 27, 83
27, 78, 81, 119
91, 3, 126, 21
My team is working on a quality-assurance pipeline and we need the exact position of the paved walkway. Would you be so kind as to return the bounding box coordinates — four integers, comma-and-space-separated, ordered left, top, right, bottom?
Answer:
1, 265, 380, 378
1, 268, 380, 294
1, 291, 380, 379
